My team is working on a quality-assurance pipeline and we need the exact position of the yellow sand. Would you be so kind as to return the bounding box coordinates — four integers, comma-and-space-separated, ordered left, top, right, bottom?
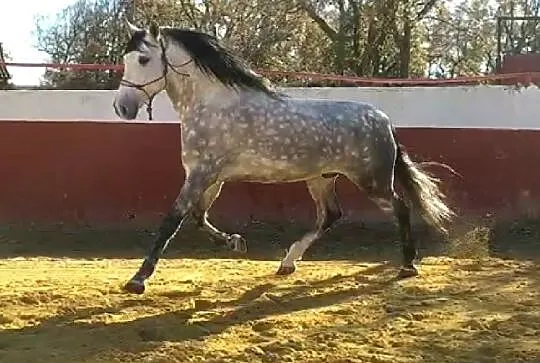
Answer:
0, 257, 539, 362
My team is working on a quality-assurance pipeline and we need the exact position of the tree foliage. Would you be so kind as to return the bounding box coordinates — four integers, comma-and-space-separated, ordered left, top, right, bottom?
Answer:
498, 0, 540, 54
32, 0, 540, 89
35, 0, 129, 89
424, 0, 497, 77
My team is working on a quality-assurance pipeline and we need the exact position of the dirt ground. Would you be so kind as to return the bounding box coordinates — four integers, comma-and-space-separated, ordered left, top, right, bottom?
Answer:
0, 218, 539, 363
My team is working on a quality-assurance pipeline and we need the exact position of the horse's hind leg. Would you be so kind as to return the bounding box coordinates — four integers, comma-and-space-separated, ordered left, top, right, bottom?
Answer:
349, 173, 418, 279
391, 193, 418, 278
371, 189, 418, 278
276, 175, 342, 275
192, 182, 247, 253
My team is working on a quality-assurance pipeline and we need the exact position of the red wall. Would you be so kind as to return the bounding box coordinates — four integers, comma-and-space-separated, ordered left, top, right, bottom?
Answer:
500, 54, 540, 73
1, 121, 539, 226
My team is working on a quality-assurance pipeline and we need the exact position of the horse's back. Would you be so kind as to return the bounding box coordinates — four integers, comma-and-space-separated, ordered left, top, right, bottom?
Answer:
274, 96, 393, 139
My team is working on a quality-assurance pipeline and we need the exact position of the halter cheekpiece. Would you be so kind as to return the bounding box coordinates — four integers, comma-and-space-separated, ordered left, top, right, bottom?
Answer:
119, 38, 193, 120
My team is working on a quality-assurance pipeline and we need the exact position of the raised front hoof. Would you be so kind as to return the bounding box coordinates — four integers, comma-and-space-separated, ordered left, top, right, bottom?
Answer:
397, 266, 419, 279
228, 234, 248, 254
123, 279, 146, 294
275, 264, 296, 276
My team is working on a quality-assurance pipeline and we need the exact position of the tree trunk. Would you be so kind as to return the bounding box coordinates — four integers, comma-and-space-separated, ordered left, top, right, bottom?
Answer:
399, 19, 411, 78
334, 1, 347, 75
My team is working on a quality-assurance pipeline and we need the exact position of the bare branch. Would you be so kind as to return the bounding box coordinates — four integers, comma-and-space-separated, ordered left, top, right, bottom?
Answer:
297, 0, 338, 41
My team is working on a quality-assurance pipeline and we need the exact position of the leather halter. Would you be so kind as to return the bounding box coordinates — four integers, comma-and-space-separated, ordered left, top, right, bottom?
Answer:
119, 38, 193, 120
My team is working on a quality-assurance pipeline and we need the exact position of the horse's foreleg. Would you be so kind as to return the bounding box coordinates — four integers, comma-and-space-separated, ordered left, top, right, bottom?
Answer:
124, 168, 217, 294
193, 182, 247, 253
276, 176, 342, 275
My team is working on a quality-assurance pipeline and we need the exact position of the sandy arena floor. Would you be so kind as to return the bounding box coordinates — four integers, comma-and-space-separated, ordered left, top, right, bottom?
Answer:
0, 222, 539, 362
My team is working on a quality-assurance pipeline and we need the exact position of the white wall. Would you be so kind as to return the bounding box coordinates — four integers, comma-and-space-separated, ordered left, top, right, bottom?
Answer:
0, 85, 539, 129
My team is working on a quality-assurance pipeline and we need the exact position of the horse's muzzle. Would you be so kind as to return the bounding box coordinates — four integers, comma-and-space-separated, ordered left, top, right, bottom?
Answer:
113, 98, 139, 120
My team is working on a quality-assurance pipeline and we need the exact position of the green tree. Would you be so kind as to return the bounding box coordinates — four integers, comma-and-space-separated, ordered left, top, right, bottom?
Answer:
133, 0, 330, 75
35, 0, 327, 88
34, 0, 515, 88
297, 0, 439, 77
496, 0, 540, 55
35, 0, 130, 89
424, 0, 497, 77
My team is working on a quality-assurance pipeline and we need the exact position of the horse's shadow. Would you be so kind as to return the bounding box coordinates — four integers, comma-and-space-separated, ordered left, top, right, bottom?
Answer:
0, 220, 441, 264
0, 264, 397, 362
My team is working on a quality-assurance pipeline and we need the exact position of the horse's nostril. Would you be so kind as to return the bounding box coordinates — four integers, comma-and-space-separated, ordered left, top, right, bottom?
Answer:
114, 101, 137, 120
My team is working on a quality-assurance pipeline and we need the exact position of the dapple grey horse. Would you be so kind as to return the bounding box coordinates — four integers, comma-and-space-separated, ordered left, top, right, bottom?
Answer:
113, 21, 454, 294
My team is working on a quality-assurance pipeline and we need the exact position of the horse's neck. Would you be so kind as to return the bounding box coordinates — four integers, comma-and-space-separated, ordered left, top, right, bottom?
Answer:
165, 72, 240, 122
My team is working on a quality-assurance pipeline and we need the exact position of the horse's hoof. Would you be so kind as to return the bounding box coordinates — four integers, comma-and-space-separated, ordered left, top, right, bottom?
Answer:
397, 266, 419, 279
276, 264, 296, 276
124, 279, 146, 294
229, 234, 248, 253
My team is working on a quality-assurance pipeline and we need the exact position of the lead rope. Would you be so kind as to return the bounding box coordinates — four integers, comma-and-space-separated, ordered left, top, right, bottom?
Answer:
146, 94, 155, 120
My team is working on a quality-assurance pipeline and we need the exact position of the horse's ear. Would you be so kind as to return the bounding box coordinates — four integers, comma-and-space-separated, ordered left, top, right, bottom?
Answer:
149, 21, 161, 40
125, 18, 140, 36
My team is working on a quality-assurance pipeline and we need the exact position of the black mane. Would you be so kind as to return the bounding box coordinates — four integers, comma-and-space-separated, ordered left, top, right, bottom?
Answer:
125, 30, 147, 54
125, 27, 278, 97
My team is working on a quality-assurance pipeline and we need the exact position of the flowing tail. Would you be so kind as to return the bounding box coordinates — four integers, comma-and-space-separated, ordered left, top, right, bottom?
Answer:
393, 136, 455, 235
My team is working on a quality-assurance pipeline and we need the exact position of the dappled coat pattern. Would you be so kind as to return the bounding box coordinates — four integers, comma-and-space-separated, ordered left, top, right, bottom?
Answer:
113, 22, 454, 294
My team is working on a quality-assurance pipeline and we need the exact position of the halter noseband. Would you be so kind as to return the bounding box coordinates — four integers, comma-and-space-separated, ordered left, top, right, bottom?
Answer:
119, 39, 193, 120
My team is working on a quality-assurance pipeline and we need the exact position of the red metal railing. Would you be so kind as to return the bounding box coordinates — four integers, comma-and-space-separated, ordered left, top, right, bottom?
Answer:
4, 61, 540, 86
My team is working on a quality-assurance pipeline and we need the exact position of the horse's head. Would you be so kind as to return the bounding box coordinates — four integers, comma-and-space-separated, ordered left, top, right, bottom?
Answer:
113, 21, 192, 120
113, 20, 277, 120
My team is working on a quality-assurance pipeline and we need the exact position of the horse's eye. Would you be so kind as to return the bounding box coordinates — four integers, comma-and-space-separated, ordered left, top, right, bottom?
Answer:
138, 55, 150, 65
